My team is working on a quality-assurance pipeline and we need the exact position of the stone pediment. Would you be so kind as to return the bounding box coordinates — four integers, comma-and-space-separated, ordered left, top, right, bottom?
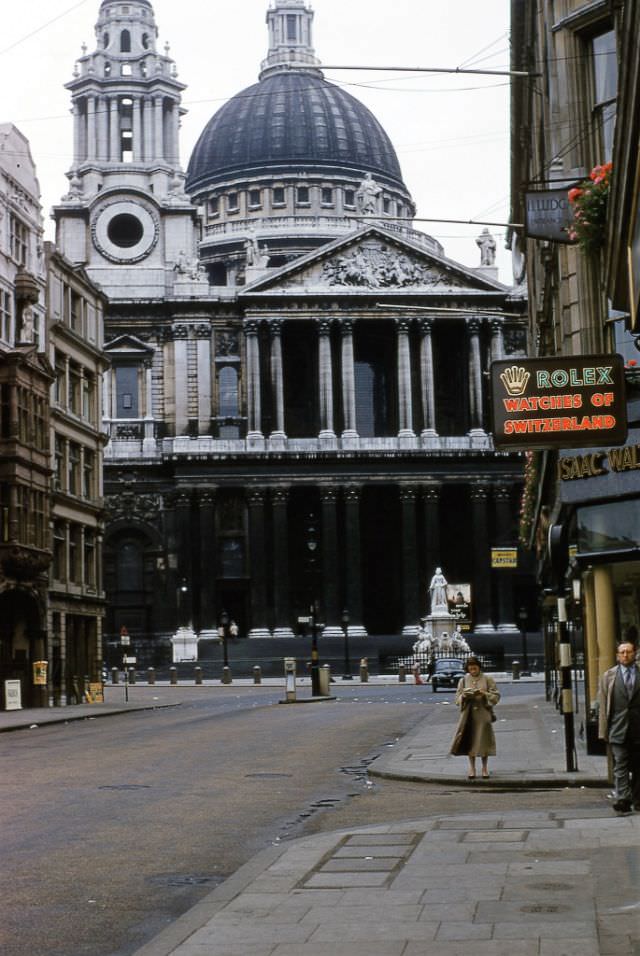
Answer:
104, 334, 154, 356
241, 227, 506, 296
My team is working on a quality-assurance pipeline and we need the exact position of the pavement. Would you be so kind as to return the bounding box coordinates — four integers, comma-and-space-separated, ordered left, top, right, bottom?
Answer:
6, 677, 639, 955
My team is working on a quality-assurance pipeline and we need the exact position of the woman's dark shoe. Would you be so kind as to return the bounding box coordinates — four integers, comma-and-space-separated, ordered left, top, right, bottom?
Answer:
613, 799, 632, 813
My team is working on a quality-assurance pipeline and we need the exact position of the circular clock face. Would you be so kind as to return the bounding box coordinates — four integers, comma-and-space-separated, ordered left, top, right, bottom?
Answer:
92, 199, 159, 263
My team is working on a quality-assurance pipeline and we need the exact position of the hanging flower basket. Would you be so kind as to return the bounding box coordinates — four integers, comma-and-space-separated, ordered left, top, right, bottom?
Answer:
566, 162, 612, 254
519, 450, 541, 547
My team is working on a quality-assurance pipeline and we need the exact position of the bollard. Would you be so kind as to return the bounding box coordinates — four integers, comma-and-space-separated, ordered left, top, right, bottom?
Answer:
222, 666, 232, 685
413, 663, 423, 685
359, 657, 369, 682
111, 667, 119, 685
170, 666, 178, 685
284, 657, 296, 702
147, 667, 155, 685
319, 664, 331, 696
398, 663, 406, 683
512, 660, 521, 681
128, 667, 136, 685
194, 666, 203, 685
253, 665, 262, 684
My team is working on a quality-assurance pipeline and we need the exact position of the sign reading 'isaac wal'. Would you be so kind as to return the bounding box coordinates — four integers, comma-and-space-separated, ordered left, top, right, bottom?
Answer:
490, 354, 628, 451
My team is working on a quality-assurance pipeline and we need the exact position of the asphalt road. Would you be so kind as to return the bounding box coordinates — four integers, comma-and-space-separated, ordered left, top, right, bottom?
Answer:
0, 683, 602, 956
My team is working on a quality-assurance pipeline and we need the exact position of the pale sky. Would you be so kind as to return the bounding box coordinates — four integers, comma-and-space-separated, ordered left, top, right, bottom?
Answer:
1, 0, 513, 282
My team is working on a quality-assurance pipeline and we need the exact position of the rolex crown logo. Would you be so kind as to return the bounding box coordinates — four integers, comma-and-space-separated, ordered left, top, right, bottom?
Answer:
500, 365, 530, 396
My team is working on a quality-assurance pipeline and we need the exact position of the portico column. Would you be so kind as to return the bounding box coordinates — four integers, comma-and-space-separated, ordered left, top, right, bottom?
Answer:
269, 320, 286, 442
400, 486, 420, 636
195, 325, 212, 436
175, 491, 193, 627
467, 318, 485, 435
340, 319, 358, 439
317, 319, 335, 440
143, 96, 153, 163
244, 320, 263, 441
396, 319, 416, 441
172, 325, 189, 436
320, 486, 340, 634
97, 95, 108, 160
418, 317, 437, 438
471, 484, 493, 630
344, 485, 367, 637
494, 484, 517, 631
197, 489, 217, 639
247, 488, 271, 637
490, 318, 504, 364
422, 483, 441, 613
272, 487, 293, 637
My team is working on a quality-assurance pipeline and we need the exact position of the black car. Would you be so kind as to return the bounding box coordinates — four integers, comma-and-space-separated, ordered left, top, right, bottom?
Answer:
431, 658, 466, 693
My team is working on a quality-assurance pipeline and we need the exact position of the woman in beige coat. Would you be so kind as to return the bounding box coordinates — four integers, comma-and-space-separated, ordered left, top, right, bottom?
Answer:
450, 657, 500, 779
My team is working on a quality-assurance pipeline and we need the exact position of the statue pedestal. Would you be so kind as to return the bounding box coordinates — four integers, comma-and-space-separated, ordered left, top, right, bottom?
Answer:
171, 626, 198, 662
426, 611, 456, 644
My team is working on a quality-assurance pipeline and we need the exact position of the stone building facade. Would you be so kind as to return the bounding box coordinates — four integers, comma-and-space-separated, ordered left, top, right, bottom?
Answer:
54, 0, 533, 666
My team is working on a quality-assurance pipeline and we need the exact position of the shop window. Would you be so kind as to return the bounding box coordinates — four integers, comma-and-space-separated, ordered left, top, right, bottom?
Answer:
577, 501, 640, 554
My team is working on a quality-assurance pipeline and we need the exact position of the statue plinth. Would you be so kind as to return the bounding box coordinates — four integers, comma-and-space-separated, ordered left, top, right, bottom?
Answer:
425, 610, 455, 644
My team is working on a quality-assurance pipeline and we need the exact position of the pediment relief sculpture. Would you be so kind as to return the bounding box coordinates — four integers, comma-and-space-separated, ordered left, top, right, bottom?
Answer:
320, 242, 467, 289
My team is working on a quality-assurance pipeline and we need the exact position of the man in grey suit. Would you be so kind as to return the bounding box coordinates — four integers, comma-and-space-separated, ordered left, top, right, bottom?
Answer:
598, 641, 640, 813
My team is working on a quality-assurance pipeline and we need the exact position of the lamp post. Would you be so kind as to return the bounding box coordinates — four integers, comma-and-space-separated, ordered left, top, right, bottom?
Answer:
341, 608, 352, 680
518, 606, 530, 675
219, 609, 230, 670
178, 578, 189, 627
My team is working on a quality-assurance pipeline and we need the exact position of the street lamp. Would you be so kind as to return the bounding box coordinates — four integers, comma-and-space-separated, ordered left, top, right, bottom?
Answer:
219, 609, 230, 670
518, 606, 530, 675
342, 608, 352, 680
309, 599, 321, 697
178, 578, 189, 627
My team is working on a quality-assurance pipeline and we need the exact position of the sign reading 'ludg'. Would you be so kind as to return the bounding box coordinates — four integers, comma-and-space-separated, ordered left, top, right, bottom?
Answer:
490, 354, 628, 450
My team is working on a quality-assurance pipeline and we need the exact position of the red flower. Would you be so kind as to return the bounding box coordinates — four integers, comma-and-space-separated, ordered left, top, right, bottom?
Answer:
568, 187, 583, 203
627, 360, 638, 367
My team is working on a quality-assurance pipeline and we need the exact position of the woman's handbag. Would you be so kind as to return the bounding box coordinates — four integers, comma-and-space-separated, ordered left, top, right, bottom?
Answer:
489, 707, 497, 722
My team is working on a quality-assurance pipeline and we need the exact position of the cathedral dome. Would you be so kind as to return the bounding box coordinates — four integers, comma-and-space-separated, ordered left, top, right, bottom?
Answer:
186, 71, 407, 197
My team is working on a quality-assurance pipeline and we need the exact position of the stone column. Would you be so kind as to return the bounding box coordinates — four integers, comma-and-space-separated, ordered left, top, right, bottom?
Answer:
132, 96, 142, 161
344, 485, 367, 637
471, 484, 493, 630
400, 486, 420, 636
340, 319, 358, 442
490, 318, 504, 364
154, 95, 164, 160
171, 102, 180, 165
396, 319, 416, 444
247, 488, 271, 637
172, 325, 189, 436
317, 319, 336, 443
272, 487, 293, 637
97, 96, 108, 160
593, 566, 617, 674
422, 483, 441, 614
244, 320, 264, 443
493, 484, 517, 631
320, 486, 341, 636
582, 569, 599, 706
269, 319, 286, 447
467, 318, 485, 435
197, 489, 217, 639
143, 359, 155, 452
418, 317, 437, 440
109, 96, 119, 161
195, 325, 212, 436
86, 95, 96, 161
72, 102, 82, 164
143, 96, 153, 163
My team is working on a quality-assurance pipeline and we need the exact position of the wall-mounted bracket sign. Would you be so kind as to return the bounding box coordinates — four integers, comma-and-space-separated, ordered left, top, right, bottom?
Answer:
490, 354, 628, 450
524, 186, 577, 243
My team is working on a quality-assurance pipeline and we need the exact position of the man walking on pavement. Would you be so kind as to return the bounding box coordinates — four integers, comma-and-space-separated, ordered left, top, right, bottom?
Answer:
598, 640, 640, 813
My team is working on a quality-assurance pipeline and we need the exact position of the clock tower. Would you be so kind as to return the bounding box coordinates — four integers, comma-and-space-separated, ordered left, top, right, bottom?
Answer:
53, 0, 202, 299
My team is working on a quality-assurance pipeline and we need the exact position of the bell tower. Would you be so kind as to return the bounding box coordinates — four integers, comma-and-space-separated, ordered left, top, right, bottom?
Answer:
53, 0, 202, 299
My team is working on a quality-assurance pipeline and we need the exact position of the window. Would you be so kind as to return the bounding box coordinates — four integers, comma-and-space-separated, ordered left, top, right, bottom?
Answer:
68, 443, 81, 496
590, 30, 617, 160
0, 483, 9, 542
83, 449, 95, 498
286, 13, 297, 41
383, 197, 391, 214
115, 365, 139, 418
69, 364, 82, 416
296, 186, 310, 205
249, 189, 261, 208
82, 374, 94, 422
84, 529, 96, 587
209, 196, 219, 217
218, 366, 239, 416
53, 521, 66, 579
120, 29, 131, 52
321, 187, 333, 205
69, 524, 82, 582
69, 289, 83, 332
9, 215, 28, 265
117, 540, 143, 591
54, 354, 66, 406
0, 289, 12, 342
54, 435, 64, 490
0, 385, 10, 438
272, 186, 286, 206
344, 189, 355, 207
227, 192, 239, 212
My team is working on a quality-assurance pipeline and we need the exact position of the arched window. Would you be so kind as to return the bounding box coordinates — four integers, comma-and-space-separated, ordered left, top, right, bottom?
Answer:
103, 32, 110, 48
120, 30, 131, 53
141, 33, 149, 49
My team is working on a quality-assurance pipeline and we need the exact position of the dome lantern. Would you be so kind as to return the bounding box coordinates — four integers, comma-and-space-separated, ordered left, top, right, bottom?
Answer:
260, 0, 322, 80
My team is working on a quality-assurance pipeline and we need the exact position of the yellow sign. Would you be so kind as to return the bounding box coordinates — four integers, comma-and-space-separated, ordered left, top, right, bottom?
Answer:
491, 548, 518, 569
33, 661, 48, 685
86, 683, 104, 704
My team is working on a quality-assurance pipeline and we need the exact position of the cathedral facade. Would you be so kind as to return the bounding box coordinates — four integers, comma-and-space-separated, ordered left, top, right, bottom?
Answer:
54, 0, 531, 666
